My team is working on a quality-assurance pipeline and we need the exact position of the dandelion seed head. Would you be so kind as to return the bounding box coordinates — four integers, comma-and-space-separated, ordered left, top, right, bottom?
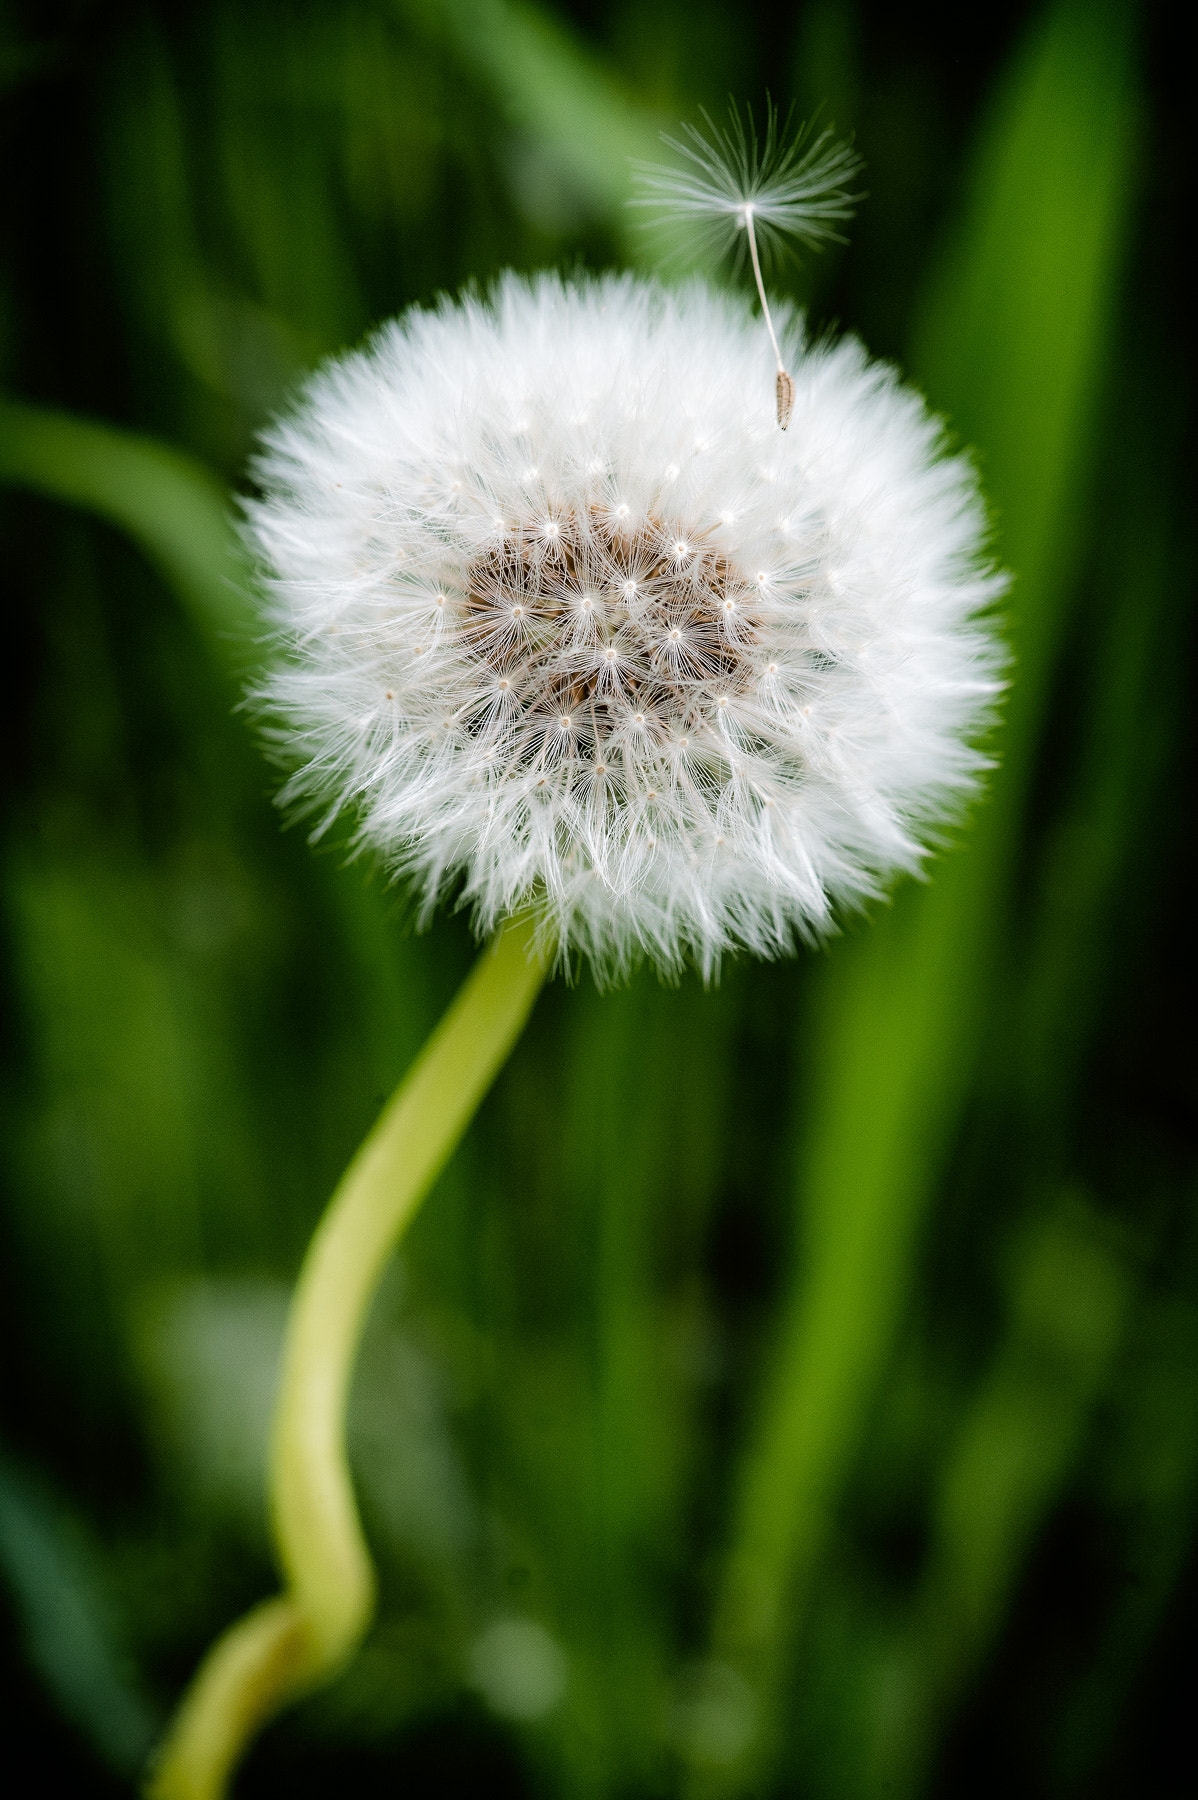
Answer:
249, 270, 1004, 978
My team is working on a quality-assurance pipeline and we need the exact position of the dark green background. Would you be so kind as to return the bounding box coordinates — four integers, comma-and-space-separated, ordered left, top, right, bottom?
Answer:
1, 1, 1192, 1794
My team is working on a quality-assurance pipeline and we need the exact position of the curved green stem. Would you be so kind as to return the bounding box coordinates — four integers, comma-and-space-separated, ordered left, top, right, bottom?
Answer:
148, 914, 548, 1799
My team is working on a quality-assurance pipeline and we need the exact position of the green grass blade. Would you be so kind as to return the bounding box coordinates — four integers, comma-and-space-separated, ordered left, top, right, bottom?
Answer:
855, 1201, 1131, 1798
0, 1448, 160, 1772
398, 0, 664, 254
0, 399, 252, 663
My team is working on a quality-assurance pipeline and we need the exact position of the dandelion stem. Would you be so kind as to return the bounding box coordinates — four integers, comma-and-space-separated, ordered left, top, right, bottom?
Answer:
742, 209, 794, 430
743, 208, 784, 375
148, 912, 548, 1800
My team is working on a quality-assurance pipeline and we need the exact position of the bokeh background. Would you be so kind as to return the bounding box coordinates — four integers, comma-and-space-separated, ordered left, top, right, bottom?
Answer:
1, 0, 1193, 1794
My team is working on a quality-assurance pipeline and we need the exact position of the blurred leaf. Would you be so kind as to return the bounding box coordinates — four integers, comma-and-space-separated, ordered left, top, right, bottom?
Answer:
351, 1288, 479, 1574
856, 1200, 1130, 1796
1052, 1282, 1198, 1790
400, 0, 664, 252
0, 1448, 159, 1772
5, 858, 215, 1350
0, 399, 252, 663
134, 1280, 290, 1538
1011, 390, 1175, 1128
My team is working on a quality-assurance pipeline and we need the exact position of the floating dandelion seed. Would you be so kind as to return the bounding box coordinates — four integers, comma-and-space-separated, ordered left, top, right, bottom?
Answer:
632, 102, 862, 428
249, 271, 1004, 980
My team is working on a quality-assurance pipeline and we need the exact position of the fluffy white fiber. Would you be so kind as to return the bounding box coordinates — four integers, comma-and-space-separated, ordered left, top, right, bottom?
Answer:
248, 270, 1004, 977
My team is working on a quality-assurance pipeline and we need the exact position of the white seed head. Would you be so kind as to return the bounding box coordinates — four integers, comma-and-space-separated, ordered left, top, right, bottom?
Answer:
248, 271, 1004, 978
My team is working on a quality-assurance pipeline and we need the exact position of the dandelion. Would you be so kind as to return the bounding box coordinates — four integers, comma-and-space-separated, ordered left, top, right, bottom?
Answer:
249, 271, 1001, 980
152, 116, 1005, 1800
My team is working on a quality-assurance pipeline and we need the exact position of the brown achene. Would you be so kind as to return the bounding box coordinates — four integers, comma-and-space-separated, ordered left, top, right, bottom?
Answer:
460, 507, 761, 774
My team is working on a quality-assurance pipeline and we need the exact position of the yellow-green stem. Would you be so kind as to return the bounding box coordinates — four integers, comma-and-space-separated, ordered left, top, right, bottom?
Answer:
148, 914, 548, 1800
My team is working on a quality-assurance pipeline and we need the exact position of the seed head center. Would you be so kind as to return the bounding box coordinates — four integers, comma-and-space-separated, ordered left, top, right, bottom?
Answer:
462, 509, 759, 771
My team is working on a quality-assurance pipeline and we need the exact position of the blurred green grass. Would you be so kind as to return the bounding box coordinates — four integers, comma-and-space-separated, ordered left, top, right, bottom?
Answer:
1, 2, 1192, 1796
